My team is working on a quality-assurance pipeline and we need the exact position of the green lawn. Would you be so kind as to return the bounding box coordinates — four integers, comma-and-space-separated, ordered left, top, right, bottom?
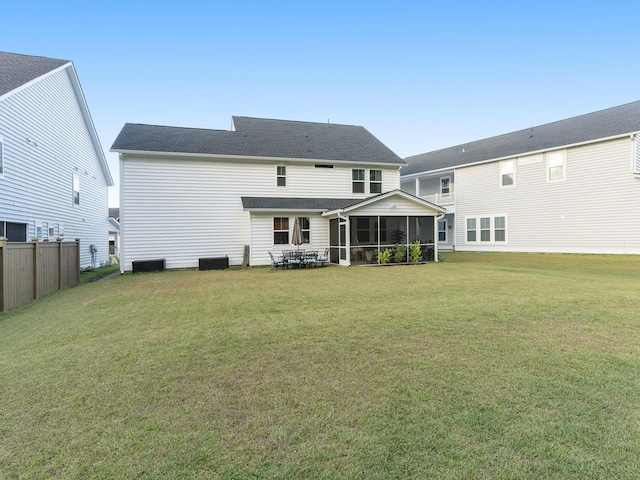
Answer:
1, 253, 639, 479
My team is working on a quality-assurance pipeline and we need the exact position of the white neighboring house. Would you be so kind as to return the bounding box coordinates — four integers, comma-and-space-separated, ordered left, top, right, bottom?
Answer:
401, 100, 640, 254
0, 51, 114, 268
111, 117, 445, 272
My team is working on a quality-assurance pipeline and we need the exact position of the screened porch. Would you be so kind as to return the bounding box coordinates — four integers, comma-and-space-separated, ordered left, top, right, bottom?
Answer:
328, 215, 438, 266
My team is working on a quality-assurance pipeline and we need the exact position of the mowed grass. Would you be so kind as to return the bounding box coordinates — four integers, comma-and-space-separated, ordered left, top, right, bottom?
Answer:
1, 252, 640, 479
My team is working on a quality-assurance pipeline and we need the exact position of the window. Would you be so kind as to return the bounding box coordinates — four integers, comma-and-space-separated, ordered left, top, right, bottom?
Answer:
466, 215, 507, 243
298, 217, 310, 243
480, 217, 491, 241
1, 222, 27, 242
501, 160, 515, 187
466, 218, 477, 242
370, 170, 382, 194
352, 169, 365, 193
441, 176, 451, 195
494, 216, 506, 242
438, 219, 447, 242
0, 138, 4, 175
273, 217, 289, 244
72, 174, 80, 205
277, 166, 286, 187
547, 150, 565, 181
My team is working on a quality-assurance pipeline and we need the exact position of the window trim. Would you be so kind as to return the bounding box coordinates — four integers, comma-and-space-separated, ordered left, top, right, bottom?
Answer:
500, 160, 515, 187
298, 216, 311, 244
465, 215, 508, 244
273, 217, 290, 245
546, 150, 566, 182
276, 165, 287, 187
352, 169, 365, 194
72, 174, 80, 205
440, 176, 451, 195
369, 169, 382, 194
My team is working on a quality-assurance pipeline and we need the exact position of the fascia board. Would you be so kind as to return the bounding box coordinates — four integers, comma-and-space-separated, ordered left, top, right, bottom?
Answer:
111, 148, 404, 167
65, 64, 114, 186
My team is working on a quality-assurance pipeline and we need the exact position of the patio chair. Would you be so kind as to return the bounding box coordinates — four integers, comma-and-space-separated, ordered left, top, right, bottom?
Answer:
286, 250, 302, 268
303, 251, 318, 268
317, 248, 329, 266
268, 251, 286, 269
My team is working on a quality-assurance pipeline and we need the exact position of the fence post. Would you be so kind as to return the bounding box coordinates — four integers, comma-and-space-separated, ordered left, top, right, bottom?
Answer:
33, 240, 40, 301
0, 237, 6, 312
58, 240, 63, 289
75, 239, 81, 284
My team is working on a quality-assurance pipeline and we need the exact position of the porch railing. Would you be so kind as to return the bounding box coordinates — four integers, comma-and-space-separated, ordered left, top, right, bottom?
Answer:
419, 192, 455, 206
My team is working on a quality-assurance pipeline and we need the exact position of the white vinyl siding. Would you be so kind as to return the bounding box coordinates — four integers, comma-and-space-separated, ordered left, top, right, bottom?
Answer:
0, 66, 109, 267
456, 137, 640, 253
121, 158, 401, 269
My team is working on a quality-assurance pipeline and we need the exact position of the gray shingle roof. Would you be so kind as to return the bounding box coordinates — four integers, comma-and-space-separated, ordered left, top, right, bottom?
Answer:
111, 117, 405, 165
0, 51, 69, 98
241, 197, 362, 211
402, 100, 640, 176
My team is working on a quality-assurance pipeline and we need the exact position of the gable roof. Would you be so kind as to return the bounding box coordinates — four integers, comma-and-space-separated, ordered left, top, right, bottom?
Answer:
0, 51, 113, 186
402, 100, 640, 176
111, 117, 405, 166
323, 189, 446, 215
0, 51, 69, 99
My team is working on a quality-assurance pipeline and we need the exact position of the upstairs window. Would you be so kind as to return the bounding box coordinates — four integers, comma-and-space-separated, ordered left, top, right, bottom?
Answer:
501, 160, 515, 187
547, 150, 565, 182
72, 174, 80, 205
352, 169, 365, 193
369, 170, 382, 194
273, 217, 289, 244
276, 165, 286, 187
441, 176, 451, 195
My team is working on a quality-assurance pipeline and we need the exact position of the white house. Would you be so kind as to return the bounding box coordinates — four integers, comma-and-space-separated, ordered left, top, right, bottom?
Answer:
0, 51, 114, 267
401, 100, 640, 254
111, 117, 445, 271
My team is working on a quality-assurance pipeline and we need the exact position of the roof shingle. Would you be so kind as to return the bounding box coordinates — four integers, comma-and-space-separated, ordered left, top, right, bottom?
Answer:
111, 117, 405, 165
402, 100, 640, 176
0, 51, 69, 98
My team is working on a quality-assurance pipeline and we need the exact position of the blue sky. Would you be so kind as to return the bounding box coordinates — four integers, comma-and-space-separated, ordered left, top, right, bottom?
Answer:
3, 0, 639, 206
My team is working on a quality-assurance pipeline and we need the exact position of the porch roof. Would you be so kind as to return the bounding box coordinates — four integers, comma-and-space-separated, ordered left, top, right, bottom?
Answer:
242, 197, 361, 212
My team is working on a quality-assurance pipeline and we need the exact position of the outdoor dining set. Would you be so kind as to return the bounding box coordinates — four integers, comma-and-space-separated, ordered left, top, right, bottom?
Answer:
268, 249, 329, 269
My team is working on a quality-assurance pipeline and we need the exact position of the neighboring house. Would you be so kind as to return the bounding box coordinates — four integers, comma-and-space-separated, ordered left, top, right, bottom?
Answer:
401, 100, 640, 254
111, 117, 445, 271
0, 51, 114, 267
108, 207, 120, 259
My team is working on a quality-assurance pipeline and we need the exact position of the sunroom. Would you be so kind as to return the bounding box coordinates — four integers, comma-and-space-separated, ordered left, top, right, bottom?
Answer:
322, 190, 446, 266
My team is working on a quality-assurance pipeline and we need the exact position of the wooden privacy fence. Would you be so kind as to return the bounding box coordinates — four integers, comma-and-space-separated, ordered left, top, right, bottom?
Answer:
0, 238, 80, 312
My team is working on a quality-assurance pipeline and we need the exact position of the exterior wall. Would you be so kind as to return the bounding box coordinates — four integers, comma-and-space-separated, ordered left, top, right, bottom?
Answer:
400, 178, 416, 195
455, 137, 640, 254
635, 136, 640, 173
120, 156, 401, 270
438, 213, 455, 250
249, 212, 329, 266
0, 67, 110, 268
